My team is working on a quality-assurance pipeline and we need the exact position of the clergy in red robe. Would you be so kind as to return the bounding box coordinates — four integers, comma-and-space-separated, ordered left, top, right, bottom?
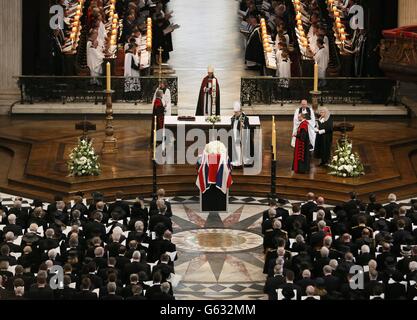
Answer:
151, 90, 165, 146
292, 113, 311, 174
195, 66, 220, 116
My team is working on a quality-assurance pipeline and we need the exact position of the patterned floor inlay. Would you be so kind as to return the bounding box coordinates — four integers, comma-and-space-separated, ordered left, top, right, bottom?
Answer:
173, 228, 263, 253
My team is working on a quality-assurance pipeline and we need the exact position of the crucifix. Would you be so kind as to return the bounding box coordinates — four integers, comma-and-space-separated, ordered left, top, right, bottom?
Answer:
158, 46, 164, 84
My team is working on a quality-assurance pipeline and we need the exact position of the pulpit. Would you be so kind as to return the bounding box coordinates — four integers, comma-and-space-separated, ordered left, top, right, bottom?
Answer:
196, 141, 232, 213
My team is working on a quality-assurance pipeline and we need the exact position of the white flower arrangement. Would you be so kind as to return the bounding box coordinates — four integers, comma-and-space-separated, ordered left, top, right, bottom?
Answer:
205, 115, 221, 125
328, 140, 365, 178
67, 138, 101, 177
204, 140, 227, 156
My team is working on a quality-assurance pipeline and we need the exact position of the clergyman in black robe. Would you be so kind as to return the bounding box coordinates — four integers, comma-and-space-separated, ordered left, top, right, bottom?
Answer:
244, 15, 265, 72
195, 66, 220, 116
314, 107, 333, 166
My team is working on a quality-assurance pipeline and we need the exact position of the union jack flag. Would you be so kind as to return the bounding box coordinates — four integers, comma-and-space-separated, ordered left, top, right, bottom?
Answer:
196, 152, 233, 194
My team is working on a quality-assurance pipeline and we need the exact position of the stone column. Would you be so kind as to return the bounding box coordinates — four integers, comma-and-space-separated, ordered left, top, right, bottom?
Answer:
0, 0, 22, 112
398, 0, 417, 26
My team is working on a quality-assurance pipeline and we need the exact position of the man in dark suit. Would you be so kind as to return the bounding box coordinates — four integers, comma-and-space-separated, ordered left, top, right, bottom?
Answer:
364, 269, 384, 299
39, 228, 60, 253
285, 204, 307, 236
149, 281, 175, 300
301, 192, 318, 225
277, 270, 302, 300
323, 265, 340, 293
343, 192, 362, 218
27, 271, 54, 300
122, 273, 140, 299
383, 193, 400, 218
84, 212, 107, 240
9, 199, 29, 229
84, 262, 103, 289
1, 232, 22, 253
145, 272, 163, 299
73, 278, 98, 300
56, 275, 76, 300
296, 269, 315, 295
264, 264, 285, 300
115, 246, 130, 271
392, 219, 413, 254
160, 230, 176, 258
3, 214, 22, 236
108, 191, 131, 223
350, 215, 373, 242
100, 282, 124, 300
335, 252, 356, 281
313, 246, 331, 277
149, 203, 172, 234
150, 189, 173, 217
126, 284, 147, 300
392, 207, 413, 233
152, 253, 174, 282
123, 251, 151, 283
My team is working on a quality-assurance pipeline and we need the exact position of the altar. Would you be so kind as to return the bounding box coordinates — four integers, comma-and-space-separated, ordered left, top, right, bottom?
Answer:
164, 115, 261, 150
164, 116, 261, 129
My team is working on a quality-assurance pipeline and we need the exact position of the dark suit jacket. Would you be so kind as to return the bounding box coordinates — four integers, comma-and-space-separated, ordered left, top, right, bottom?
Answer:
84, 220, 107, 240
383, 202, 400, 218
145, 284, 162, 299
301, 201, 318, 225
2, 224, 23, 236
323, 274, 341, 293
123, 261, 151, 283
150, 199, 173, 218
152, 263, 174, 282
149, 214, 172, 233
264, 274, 285, 300
27, 285, 55, 300
277, 282, 302, 300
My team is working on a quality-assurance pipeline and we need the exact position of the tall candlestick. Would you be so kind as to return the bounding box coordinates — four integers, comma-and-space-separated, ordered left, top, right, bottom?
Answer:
153, 116, 157, 160
272, 116, 277, 161
106, 62, 111, 92
313, 62, 319, 92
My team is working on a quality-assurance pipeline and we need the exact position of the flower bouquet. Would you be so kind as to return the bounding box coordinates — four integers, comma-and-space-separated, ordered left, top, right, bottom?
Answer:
328, 140, 365, 178
205, 115, 221, 125
67, 138, 101, 176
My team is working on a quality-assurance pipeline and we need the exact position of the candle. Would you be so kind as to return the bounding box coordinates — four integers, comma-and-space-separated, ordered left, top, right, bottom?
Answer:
272, 116, 277, 161
106, 62, 111, 92
314, 62, 319, 92
153, 116, 157, 160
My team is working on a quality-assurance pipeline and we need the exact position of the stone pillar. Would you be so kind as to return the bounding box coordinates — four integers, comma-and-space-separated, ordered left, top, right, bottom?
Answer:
398, 0, 417, 26
0, 0, 22, 112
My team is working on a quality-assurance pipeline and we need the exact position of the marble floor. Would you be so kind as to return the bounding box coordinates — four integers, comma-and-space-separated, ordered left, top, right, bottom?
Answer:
168, 0, 257, 115
170, 201, 268, 300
